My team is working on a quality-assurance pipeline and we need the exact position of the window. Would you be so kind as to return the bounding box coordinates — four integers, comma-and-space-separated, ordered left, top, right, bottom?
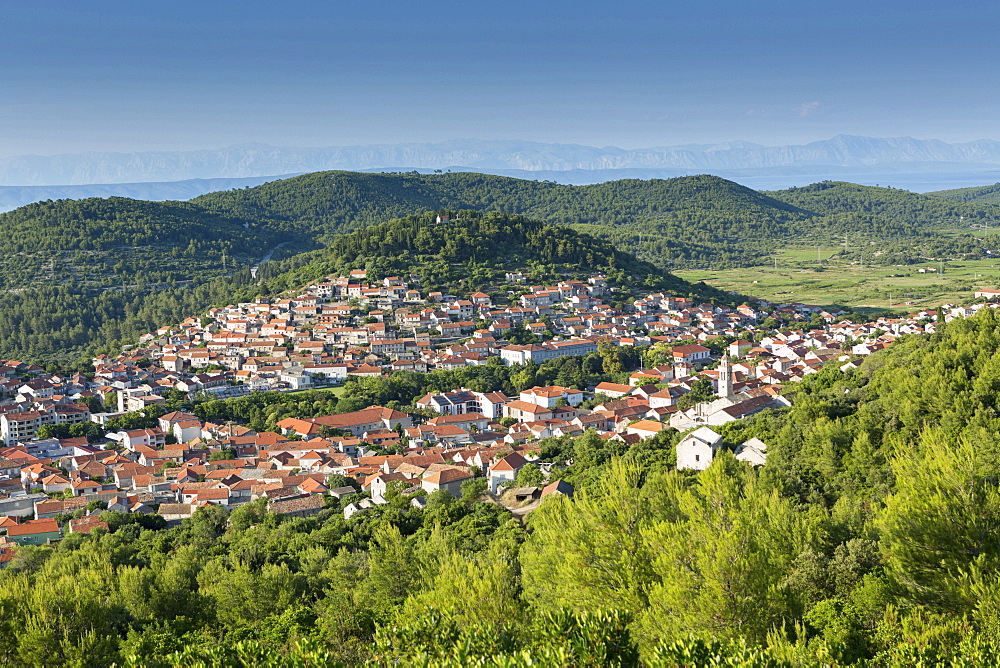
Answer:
695, 455, 700, 462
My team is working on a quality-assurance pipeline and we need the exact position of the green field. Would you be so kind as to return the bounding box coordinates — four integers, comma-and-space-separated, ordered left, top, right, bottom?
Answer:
675, 248, 1000, 313
284, 385, 348, 398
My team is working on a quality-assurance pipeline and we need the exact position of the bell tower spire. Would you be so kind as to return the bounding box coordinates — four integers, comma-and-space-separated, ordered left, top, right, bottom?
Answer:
718, 355, 734, 399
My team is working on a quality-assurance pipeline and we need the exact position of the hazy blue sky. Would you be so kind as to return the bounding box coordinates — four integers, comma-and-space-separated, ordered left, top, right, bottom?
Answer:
2, 0, 998, 157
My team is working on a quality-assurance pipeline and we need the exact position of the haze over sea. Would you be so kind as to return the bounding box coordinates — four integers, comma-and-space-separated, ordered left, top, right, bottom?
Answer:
3, 135, 1000, 213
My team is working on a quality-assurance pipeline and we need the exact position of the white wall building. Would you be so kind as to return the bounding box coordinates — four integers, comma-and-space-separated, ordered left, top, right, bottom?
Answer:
676, 426, 724, 471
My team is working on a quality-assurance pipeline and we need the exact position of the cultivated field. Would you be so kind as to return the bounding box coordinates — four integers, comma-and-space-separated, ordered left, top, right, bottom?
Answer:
675, 247, 1000, 313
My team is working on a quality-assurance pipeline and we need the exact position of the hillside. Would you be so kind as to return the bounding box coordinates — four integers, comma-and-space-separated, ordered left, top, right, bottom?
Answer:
268, 209, 729, 301
192, 170, 805, 235
0, 196, 300, 291
767, 180, 999, 235
193, 171, 809, 267
0, 207, 725, 365
5, 170, 1000, 362
927, 181, 1000, 206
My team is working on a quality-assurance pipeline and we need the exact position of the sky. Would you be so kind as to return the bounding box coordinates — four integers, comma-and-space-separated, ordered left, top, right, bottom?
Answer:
2, 0, 999, 158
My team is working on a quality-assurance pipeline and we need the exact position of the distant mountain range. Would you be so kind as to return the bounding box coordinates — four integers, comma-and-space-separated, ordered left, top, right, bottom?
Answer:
6, 135, 1000, 184
4, 136, 1000, 211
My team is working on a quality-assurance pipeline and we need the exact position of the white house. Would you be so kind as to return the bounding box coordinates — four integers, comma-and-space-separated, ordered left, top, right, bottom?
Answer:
735, 437, 768, 466
421, 468, 474, 497
519, 385, 583, 408
489, 452, 528, 493
280, 371, 312, 390
472, 391, 510, 419
676, 426, 723, 471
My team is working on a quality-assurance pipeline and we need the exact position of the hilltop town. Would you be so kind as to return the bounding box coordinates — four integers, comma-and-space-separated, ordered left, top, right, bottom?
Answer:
0, 266, 988, 556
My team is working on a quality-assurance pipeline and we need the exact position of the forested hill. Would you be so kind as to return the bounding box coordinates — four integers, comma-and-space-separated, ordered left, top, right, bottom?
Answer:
0, 207, 728, 365
194, 171, 1000, 266
768, 180, 998, 233
191, 170, 807, 266
0, 197, 270, 253
926, 181, 1000, 206
0, 196, 293, 291
192, 170, 807, 236
258, 210, 729, 301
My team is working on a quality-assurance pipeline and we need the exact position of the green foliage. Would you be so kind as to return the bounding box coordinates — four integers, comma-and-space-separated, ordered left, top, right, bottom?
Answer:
928, 181, 1000, 205
521, 460, 663, 617
878, 430, 1000, 608
460, 477, 488, 501
638, 453, 817, 646
676, 375, 717, 410
132, 636, 343, 668
646, 635, 791, 667
514, 463, 544, 488
370, 607, 638, 668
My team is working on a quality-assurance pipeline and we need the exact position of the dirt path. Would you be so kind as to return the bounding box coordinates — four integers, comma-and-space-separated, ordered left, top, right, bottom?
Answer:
483, 492, 542, 521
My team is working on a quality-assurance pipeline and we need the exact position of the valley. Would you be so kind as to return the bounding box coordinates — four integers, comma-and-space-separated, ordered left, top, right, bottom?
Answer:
678, 248, 1000, 312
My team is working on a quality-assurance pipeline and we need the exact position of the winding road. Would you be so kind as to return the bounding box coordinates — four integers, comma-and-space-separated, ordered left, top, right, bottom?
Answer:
250, 242, 291, 278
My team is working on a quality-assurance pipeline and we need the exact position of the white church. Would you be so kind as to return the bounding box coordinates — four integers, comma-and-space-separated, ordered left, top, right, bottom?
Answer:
674, 357, 772, 470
